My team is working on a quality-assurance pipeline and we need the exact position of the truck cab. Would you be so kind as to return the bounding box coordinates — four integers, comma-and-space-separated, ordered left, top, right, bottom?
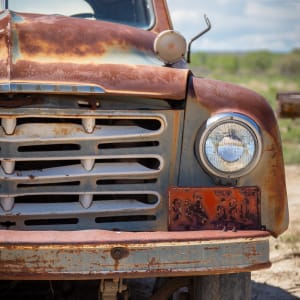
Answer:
0, 1, 288, 299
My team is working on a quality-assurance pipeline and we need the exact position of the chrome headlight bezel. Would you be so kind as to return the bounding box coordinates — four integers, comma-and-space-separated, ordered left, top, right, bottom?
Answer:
197, 113, 263, 179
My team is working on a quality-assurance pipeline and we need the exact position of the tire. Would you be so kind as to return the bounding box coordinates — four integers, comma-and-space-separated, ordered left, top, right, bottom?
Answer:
192, 272, 251, 300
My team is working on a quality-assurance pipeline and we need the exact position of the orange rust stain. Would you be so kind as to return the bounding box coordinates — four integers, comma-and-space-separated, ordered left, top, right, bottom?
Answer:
53, 125, 73, 136
152, 0, 173, 33
190, 77, 278, 139
169, 187, 260, 231
14, 13, 155, 61
12, 61, 188, 99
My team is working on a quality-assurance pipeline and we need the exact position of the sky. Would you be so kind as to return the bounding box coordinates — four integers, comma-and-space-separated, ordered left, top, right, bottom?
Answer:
166, 0, 300, 52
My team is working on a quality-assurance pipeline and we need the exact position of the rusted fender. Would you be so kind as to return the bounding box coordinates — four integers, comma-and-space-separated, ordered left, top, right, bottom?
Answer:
189, 77, 288, 237
0, 10, 189, 99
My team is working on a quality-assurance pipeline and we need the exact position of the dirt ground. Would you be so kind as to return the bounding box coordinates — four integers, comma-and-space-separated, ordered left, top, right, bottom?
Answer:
0, 165, 299, 299
251, 164, 300, 300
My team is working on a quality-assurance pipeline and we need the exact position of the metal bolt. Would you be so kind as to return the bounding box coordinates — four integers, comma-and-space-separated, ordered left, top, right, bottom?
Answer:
111, 247, 129, 260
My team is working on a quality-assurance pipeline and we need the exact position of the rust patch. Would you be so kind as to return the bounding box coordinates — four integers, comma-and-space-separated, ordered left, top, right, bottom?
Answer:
0, 10, 189, 98
14, 13, 156, 60
11, 61, 188, 99
0, 11, 10, 80
152, 0, 173, 33
169, 187, 261, 231
190, 77, 277, 139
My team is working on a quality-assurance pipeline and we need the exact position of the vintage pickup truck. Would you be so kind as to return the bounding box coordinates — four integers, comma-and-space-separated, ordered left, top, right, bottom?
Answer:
0, 0, 288, 299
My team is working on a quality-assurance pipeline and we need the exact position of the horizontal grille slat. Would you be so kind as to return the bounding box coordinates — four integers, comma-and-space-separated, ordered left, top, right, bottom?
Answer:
1, 162, 161, 182
0, 106, 184, 231
3, 198, 160, 217
0, 124, 159, 143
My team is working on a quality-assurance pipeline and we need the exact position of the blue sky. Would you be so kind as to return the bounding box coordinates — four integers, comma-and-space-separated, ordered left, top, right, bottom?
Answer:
167, 0, 300, 52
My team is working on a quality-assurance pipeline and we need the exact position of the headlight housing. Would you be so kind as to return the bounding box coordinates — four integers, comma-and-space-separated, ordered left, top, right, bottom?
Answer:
198, 113, 262, 178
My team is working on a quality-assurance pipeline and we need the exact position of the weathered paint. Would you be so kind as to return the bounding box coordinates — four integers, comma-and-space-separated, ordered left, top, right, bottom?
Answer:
0, 10, 189, 99
168, 187, 260, 231
0, 229, 270, 280
151, 0, 173, 33
188, 77, 288, 237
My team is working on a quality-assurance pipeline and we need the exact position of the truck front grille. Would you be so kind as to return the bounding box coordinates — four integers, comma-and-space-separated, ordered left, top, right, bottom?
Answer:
0, 106, 183, 231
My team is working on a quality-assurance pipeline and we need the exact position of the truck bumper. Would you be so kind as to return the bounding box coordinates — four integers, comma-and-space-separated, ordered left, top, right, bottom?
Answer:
0, 229, 270, 280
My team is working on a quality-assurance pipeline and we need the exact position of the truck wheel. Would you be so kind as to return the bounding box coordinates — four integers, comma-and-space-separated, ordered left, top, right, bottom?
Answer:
192, 272, 251, 300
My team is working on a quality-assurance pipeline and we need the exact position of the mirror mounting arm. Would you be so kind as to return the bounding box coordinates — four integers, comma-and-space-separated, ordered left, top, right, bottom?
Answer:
187, 15, 212, 63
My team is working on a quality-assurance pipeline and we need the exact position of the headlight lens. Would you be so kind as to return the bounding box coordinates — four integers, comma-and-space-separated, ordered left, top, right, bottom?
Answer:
199, 113, 262, 178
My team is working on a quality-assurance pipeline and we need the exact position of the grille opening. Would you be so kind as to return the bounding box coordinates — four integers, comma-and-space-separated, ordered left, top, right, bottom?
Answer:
99, 141, 159, 149
96, 179, 157, 185
13, 117, 162, 131
95, 215, 156, 223
94, 158, 161, 170
25, 218, 78, 226
18, 144, 81, 152
95, 118, 162, 130
15, 160, 79, 171
77, 99, 100, 108
16, 195, 79, 204
17, 117, 81, 125
93, 194, 158, 204
133, 119, 162, 130
0, 221, 16, 228
138, 158, 161, 170
17, 181, 80, 188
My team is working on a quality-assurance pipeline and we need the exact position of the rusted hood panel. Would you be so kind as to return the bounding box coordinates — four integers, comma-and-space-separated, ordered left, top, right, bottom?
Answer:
0, 10, 189, 99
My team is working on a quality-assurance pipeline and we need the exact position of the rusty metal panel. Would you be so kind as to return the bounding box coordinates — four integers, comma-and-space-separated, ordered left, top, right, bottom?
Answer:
151, 0, 173, 33
277, 92, 300, 118
184, 77, 288, 237
169, 187, 260, 231
0, 10, 189, 99
0, 229, 270, 280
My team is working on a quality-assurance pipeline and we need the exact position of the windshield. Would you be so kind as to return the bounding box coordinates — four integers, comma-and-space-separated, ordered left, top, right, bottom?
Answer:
1, 0, 154, 29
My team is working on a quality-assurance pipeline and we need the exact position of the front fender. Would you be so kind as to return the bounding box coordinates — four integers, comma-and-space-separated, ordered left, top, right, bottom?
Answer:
179, 76, 288, 237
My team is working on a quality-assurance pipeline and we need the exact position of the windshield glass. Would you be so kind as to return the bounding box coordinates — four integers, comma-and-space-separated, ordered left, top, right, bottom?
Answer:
1, 0, 154, 29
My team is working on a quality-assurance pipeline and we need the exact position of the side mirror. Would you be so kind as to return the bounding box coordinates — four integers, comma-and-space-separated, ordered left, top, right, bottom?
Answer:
187, 15, 212, 63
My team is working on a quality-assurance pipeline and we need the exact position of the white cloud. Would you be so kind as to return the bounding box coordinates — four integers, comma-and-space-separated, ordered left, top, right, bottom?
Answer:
167, 0, 300, 51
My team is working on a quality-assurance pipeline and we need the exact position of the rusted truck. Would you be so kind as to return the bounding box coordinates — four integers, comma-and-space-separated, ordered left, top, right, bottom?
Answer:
0, 0, 288, 299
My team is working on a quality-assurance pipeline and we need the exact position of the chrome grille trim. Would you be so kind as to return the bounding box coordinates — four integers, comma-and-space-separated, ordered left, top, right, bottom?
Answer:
0, 82, 105, 94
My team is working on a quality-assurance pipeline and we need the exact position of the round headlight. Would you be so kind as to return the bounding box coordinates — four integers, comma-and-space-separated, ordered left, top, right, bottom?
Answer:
198, 113, 262, 178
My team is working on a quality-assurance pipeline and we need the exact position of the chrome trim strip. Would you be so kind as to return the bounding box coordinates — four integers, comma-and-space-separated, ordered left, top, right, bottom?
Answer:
0, 83, 105, 94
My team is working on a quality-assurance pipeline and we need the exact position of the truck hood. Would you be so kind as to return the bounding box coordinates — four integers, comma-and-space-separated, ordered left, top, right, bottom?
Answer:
0, 10, 189, 100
